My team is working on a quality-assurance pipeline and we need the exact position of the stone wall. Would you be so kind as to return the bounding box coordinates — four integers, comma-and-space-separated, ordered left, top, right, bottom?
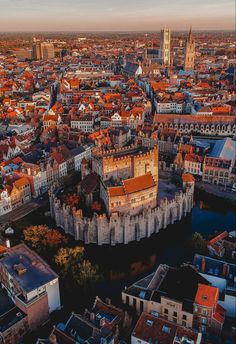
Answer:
49, 181, 194, 245
92, 144, 158, 183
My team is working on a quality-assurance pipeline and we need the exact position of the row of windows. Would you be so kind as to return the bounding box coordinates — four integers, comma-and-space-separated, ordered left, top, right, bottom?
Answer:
164, 308, 187, 320
163, 315, 187, 326
204, 170, 229, 177
131, 193, 154, 203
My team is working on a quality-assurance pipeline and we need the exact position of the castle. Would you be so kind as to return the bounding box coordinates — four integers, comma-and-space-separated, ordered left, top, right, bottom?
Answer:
49, 144, 195, 245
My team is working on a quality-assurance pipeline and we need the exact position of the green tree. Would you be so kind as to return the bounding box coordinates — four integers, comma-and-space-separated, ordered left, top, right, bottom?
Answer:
23, 225, 68, 252
54, 247, 100, 287
191, 232, 208, 255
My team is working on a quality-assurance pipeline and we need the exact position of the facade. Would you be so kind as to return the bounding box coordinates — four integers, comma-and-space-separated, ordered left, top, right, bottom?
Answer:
0, 188, 12, 216
92, 145, 158, 184
122, 264, 225, 336
10, 177, 31, 210
153, 114, 236, 136
71, 115, 94, 132
202, 137, 236, 186
155, 101, 184, 114
193, 284, 225, 335
0, 244, 61, 330
160, 28, 171, 66
20, 162, 48, 197
184, 153, 203, 176
40, 43, 55, 59
32, 38, 55, 60
107, 172, 157, 215
184, 28, 195, 71
0, 288, 28, 344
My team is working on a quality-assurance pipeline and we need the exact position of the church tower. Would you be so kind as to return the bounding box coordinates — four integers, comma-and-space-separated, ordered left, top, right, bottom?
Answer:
184, 27, 195, 71
160, 28, 171, 66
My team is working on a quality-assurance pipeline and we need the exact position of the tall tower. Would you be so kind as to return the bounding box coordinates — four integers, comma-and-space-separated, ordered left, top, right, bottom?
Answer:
32, 37, 41, 60
41, 43, 55, 59
160, 28, 171, 66
184, 27, 195, 71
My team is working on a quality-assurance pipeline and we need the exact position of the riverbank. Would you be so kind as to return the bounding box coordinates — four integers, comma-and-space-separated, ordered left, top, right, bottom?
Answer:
195, 181, 236, 206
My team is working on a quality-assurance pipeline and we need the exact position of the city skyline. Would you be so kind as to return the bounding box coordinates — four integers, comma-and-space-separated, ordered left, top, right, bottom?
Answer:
0, 0, 235, 32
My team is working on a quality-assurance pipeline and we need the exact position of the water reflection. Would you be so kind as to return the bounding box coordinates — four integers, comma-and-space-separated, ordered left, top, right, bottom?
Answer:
86, 194, 235, 286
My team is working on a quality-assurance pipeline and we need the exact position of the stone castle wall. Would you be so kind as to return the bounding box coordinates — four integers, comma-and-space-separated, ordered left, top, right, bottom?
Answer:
49, 182, 194, 245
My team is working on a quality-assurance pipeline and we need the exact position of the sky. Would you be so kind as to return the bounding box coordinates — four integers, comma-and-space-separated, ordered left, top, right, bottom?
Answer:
0, 0, 235, 32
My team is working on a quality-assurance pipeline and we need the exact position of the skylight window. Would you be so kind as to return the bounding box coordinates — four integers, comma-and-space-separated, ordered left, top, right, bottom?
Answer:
139, 290, 146, 299
162, 325, 171, 334
146, 319, 153, 327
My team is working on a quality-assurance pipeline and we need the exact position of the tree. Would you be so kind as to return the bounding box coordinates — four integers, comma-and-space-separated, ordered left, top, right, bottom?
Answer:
191, 232, 208, 255
54, 246, 100, 287
64, 193, 80, 208
23, 225, 68, 252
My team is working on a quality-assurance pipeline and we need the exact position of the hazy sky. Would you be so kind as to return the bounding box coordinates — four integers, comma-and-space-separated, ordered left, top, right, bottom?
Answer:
0, 0, 235, 31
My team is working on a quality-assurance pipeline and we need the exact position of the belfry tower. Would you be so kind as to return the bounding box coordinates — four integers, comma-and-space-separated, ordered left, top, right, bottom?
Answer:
160, 28, 171, 66
184, 27, 195, 71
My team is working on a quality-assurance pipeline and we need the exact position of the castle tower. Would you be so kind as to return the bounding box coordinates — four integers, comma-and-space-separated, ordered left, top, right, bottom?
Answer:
160, 28, 171, 66
184, 27, 195, 71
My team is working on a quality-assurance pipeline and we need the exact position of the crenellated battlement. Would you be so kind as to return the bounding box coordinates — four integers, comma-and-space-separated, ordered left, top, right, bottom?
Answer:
49, 180, 194, 245
93, 143, 137, 158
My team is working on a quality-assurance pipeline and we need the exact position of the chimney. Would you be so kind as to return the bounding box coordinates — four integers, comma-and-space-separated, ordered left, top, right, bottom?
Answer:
222, 263, 228, 277
90, 312, 95, 322
105, 297, 111, 305
201, 257, 206, 272
49, 333, 57, 344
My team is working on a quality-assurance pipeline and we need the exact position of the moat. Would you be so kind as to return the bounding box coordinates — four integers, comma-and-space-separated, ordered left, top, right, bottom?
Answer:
12, 190, 236, 310
85, 192, 236, 304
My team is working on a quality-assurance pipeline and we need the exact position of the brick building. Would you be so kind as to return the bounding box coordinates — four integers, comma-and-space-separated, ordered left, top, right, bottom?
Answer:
0, 244, 61, 330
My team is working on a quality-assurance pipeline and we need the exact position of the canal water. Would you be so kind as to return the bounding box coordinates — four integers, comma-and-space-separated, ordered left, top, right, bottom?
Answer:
85, 192, 236, 303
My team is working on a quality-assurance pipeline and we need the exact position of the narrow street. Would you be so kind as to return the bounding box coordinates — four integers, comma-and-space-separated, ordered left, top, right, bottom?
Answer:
0, 197, 49, 227
195, 181, 236, 205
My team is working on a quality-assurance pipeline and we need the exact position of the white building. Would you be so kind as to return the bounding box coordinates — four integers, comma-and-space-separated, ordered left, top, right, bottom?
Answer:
184, 153, 203, 176
0, 189, 12, 215
155, 102, 184, 114
111, 112, 122, 126
71, 115, 94, 132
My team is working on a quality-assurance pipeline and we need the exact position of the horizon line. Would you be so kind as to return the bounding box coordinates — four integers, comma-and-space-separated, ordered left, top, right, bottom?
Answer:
0, 29, 235, 33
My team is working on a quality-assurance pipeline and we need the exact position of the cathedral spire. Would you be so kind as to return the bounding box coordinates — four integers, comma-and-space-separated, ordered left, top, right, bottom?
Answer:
189, 26, 192, 39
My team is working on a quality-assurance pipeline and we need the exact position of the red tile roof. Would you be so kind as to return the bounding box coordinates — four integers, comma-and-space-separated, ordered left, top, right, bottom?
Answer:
123, 172, 156, 194
185, 153, 202, 163
182, 173, 195, 183
195, 283, 219, 308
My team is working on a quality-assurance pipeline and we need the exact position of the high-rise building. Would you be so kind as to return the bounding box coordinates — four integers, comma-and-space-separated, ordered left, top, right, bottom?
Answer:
41, 42, 55, 59
32, 37, 41, 60
32, 38, 55, 60
184, 27, 195, 71
160, 28, 171, 66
